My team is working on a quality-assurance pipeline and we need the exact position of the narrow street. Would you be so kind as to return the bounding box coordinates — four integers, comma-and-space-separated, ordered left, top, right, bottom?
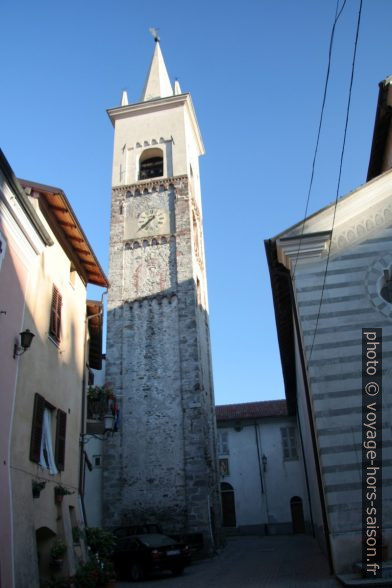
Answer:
117, 535, 342, 588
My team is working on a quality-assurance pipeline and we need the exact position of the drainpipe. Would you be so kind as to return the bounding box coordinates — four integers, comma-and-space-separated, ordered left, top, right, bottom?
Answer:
79, 290, 107, 527
295, 407, 315, 536
254, 422, 269, 535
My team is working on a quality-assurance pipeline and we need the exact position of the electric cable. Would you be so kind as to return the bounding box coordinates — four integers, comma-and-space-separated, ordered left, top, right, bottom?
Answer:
307, 0, 363, 367
292, 0, 347, 277
9, 462, 79, 493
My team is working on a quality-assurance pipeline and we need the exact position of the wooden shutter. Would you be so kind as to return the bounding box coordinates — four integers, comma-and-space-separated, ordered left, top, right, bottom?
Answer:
49, 285, 62, 342
30, 393, 45, 462
55, 409, 67, 471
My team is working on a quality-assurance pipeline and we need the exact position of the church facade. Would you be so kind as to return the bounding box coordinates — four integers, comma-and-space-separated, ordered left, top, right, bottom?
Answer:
265, 76, 392, 574
102, 40, 220, 550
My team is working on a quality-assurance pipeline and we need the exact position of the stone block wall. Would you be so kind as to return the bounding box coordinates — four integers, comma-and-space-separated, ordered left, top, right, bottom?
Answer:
103, 176, 220, 549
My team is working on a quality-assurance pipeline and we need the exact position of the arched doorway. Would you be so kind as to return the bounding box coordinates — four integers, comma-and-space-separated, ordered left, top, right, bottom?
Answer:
221, 482, 236, 527
36, 526, 57, 581
290, 496, 305, 533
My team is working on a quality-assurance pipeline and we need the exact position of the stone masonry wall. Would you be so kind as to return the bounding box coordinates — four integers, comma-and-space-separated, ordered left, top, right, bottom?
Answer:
103, 177, 219, 548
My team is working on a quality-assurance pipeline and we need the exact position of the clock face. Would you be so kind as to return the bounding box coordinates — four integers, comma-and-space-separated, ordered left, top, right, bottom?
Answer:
137, 208, 167, 234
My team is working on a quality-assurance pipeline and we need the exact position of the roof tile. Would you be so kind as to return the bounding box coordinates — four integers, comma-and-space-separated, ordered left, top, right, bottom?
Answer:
216, 399, 288, 421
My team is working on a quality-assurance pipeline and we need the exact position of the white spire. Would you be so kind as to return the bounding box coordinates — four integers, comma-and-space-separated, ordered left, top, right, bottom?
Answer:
174, 79, 182, 95
140, 41, 173, 102
121, 90, 129, 106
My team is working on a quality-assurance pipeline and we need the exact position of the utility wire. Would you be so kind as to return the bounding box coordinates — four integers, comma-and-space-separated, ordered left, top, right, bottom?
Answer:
10, 463, 79, 493
307, 0, 363, 367
292, 0, 347, 277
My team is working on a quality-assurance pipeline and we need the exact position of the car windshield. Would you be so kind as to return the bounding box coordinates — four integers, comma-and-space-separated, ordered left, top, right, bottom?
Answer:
138, 534, 177, 547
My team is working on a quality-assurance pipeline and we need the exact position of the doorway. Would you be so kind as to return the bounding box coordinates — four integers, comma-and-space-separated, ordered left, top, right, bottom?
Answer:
290, 496, 305, 533
221, 482, 236, 527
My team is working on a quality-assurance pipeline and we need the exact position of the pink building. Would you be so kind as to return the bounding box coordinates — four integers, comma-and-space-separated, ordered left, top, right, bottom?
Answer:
0, 151, 108, 586
0, 150, 53, 588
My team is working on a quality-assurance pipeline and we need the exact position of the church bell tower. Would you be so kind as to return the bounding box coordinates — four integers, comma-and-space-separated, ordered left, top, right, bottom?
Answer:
103, 38, 220, 550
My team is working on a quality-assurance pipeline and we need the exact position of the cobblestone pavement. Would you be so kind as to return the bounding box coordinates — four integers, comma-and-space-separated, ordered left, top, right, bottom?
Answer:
117, 534, 342, 587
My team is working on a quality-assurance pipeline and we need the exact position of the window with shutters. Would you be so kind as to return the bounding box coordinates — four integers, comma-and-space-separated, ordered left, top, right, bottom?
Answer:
30, 393, 67, 473
55, 409, 67, 471
280, 426, 298, 460
49, 285, 62, 343
217, 431, 229, 456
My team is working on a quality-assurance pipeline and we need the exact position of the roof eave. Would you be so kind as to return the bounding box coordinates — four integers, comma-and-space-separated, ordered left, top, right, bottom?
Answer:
19, 179, 109, 288
264, 238, 297, 415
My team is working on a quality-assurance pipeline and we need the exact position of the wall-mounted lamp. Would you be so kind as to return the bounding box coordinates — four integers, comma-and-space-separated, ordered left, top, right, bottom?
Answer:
13, 329, 35, 358
103, 413, 115, 433
80, 413, 117, 445
262, 454, 267, 472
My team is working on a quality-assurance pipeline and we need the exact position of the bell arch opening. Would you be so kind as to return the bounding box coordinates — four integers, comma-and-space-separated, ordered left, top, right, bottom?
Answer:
139, 147, 164, 180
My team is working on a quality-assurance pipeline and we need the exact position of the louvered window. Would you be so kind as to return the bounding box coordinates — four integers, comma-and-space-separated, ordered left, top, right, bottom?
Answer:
55, 409, 67, 471
49, 285, 62, 342
217, 431, 229, 455
281, 426, 298, 460
30, 393, 46, 463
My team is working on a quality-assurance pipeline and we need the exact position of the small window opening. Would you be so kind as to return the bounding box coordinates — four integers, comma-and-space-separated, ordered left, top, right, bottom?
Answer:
69, 264, 76, 288
196, 277, 201, 305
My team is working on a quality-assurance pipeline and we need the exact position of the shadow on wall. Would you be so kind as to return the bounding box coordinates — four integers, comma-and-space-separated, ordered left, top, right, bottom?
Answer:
103, 276, 220, 542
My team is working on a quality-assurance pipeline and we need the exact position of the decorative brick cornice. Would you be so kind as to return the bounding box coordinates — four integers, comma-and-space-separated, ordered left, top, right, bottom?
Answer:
124, 235, 173, 249
126, 292, 177, 307
112, 175, 189, 198
331, 200, 392, 252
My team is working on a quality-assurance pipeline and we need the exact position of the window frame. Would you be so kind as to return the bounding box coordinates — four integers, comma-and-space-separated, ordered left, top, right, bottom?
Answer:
30, 393, 67, 472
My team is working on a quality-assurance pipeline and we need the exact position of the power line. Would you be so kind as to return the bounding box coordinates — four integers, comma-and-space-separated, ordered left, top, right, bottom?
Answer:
10, 463, 79, 493
292, 0, 348, 277
307, 0, 363, 367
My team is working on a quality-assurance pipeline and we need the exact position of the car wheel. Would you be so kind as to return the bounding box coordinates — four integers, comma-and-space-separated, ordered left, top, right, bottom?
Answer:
171, 565, 185, 576
129, 562, 144, 582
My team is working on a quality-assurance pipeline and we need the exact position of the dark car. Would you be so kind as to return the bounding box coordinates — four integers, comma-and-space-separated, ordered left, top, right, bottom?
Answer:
112, 532, 191, 581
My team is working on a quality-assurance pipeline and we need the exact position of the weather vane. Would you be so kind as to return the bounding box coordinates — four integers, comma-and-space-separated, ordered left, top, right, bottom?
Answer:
149, 27, 160, 43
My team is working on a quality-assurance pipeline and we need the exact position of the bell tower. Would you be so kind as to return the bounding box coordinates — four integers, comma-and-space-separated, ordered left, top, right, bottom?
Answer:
103, 38, 220, 551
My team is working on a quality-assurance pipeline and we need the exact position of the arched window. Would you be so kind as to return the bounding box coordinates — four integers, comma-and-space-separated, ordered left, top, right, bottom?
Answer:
139, 148, 163, 180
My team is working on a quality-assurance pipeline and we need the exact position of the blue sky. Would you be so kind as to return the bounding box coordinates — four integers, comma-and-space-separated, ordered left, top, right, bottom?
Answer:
2, 1, 392, 405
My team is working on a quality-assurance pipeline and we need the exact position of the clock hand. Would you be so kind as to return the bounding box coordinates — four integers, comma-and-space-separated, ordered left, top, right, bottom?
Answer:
138, 215, 155, 231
